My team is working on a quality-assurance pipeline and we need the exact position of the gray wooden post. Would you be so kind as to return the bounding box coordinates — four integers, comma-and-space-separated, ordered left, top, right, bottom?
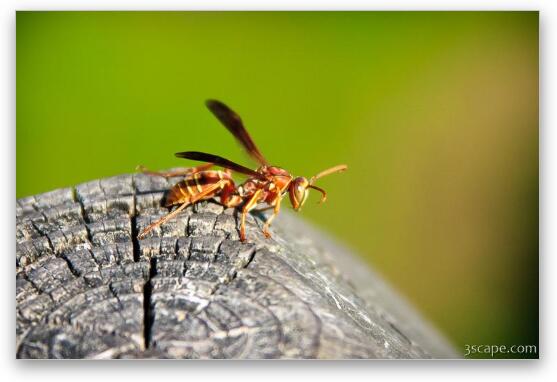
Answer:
16, 173, 458, 359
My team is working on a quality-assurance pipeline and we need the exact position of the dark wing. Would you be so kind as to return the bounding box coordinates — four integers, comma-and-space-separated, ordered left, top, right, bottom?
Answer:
175, 151, 267, 180
205, 99, 269, 166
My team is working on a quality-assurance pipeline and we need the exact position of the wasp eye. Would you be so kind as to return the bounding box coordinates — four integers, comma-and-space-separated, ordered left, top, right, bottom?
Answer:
289, 177, 309, 211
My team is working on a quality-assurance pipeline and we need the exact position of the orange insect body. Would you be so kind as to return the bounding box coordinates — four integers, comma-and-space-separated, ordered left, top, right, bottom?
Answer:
165, 170, 234, 207
137, 100, 347, 241
238, 166, 292, 201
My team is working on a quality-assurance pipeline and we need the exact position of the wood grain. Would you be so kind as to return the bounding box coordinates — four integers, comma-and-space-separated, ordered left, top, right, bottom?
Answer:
16, 173, 458, 359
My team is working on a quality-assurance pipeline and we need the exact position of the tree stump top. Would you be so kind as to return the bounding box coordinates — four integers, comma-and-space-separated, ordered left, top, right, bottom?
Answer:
16, 173, 458, 359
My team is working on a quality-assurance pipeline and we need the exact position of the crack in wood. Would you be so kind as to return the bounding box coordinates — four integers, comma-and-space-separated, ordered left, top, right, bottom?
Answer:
142, 258, 155, 350
15, 173, 458, 359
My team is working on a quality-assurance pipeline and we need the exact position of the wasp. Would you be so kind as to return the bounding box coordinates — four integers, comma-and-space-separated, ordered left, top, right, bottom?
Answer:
137, 100, 347, 242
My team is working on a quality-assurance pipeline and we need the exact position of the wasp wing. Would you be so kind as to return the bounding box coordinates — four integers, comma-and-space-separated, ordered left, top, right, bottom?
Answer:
175, 151, 267, 180
205, 99, 269, 166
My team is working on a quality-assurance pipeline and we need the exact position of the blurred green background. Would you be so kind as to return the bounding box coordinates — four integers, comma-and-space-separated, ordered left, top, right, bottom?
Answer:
16, 11, 538, 358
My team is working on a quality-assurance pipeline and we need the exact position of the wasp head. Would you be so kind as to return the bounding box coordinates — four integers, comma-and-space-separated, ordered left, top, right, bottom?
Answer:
288, 164, 348, 211
288, 177, 310, 211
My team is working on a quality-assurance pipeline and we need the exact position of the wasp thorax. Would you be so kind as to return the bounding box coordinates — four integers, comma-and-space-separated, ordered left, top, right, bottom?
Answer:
289, 177, 310, 211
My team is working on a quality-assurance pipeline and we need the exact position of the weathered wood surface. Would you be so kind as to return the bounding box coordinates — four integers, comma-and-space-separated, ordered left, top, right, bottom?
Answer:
16, 172, 458, 359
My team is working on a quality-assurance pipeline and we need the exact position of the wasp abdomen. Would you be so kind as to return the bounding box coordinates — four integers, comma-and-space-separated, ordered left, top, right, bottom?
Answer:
165, 170, 231, 207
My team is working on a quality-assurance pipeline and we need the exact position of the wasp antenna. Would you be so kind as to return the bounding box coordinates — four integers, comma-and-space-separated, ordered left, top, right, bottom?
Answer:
309, 164, 348, 184
308, 185, 327, 204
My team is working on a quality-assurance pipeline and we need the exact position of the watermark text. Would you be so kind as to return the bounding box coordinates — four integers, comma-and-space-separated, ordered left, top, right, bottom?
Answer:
464, 344, 537, 357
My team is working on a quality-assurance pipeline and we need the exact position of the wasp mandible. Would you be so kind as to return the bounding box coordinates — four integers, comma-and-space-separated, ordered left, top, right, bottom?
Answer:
137, 100, 347, 242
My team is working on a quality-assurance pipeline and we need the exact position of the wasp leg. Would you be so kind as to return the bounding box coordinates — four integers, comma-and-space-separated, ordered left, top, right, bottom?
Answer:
136, 163, 213, 178
240, 189, 263, 242
222, 195, 243, 208
261, 194, 282, 239
137, 202, 189, 240
137, 180, 225, 239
